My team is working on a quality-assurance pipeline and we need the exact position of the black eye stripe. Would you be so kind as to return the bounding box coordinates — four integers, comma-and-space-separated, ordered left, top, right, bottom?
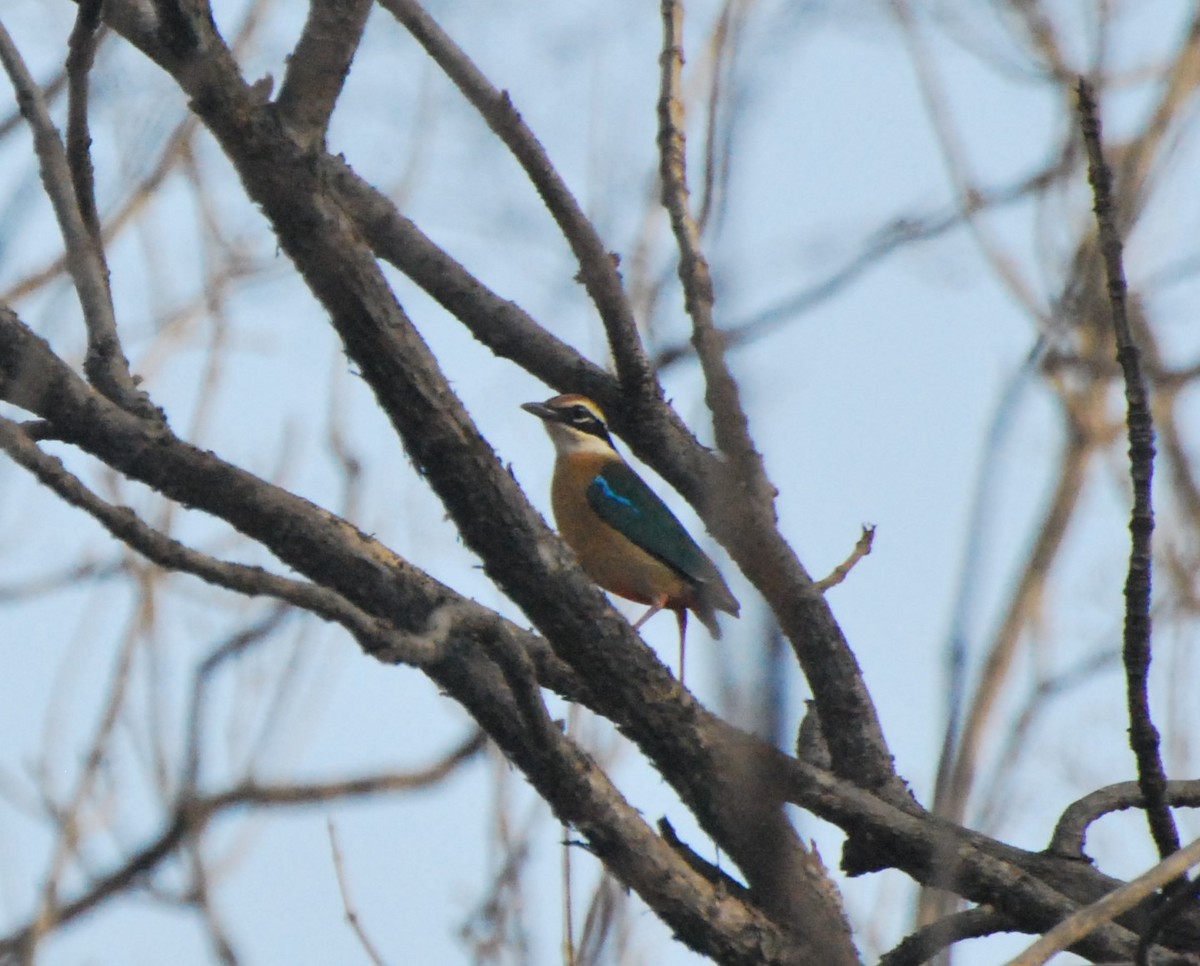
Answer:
558, 409, 610, 441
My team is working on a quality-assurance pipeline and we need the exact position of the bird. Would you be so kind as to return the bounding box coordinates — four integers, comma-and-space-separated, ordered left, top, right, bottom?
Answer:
522, 393, 739, 681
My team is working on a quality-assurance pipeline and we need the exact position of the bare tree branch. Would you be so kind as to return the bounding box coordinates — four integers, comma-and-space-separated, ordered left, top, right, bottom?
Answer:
4, 5, 1200, 963
1006, 836, 1200, 966
0, 731, 488, 960
0, 18, 151, 414
879, 906, 1017, 966
0, 410, 442, 669
376, 0, 658, 403
1078, 76, 1177, 860
1049, 780, 1200, 861
815, 526, 876, 593
327, 820, 388, 966
0, 265, 815, 962
276, 0, 373, 149
777, 753, 1193, 962
64, 0, 104, 246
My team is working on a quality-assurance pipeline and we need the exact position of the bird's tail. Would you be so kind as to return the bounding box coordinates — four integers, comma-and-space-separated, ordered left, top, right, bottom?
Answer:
690, 572, 739, 639
692, 594, 723, 640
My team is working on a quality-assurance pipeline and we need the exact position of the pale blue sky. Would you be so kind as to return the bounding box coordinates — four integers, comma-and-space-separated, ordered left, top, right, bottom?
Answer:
2, 1, 1198, 963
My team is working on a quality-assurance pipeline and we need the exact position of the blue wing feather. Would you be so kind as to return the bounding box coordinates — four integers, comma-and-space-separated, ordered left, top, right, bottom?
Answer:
586, 462, 727, 597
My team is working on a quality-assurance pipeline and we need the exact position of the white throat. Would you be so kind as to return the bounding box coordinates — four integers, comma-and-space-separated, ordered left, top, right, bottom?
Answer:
544, 421, 616, 458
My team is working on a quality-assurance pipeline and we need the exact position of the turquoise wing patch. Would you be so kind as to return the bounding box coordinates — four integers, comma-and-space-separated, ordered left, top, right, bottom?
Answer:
586, 462, 716, 587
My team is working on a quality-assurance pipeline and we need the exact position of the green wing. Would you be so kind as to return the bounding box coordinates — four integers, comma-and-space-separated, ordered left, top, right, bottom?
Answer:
586, 461, 723, 591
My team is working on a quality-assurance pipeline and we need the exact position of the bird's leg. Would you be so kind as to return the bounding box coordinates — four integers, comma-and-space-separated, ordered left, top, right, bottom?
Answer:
632, 595, 668, 632
675, 609, 688, 686
633, 597, 689, 683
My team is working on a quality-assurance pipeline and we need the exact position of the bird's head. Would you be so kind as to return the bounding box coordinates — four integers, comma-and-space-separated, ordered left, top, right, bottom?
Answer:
521, 394, 616, 457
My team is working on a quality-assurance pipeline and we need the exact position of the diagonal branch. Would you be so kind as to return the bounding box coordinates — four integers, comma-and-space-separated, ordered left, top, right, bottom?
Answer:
1005, 836, 1200, 966
1077, 77, 1177, 860
0, 304, 582, 697
89, 14, 863, 954
653, 0, 897, 795
65, 0, 105, 247
879, 907, 1016, 966
777, 753, 1199, 962
656, 0, 758, 481
375, 0, 658, 403
0, 254, 823, 961
0, 19, 151, 416
324, 156, 620, 407
0, 731, 487, 958
275, 0, 373, 149
0, 412, 441, 667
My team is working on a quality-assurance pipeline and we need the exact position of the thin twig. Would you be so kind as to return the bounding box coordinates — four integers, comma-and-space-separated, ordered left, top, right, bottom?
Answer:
562, 821, 575, 966
815, 526, 876, 593
205, 731, 488, 811
891, 0, 1048, 325
65, 0, 104, 247
1048, 780, 1200, 860
0, 18, 149, 414
182, 608, 292, 792
376, 0, 657, 402
656, 0, 754, 471
1, 0, 272, 308
183, 839, 241, 966
0, 111, 200, 305
327, 820, 388, 966
879, 906, 1015, 966
930, 342, 1044, 825
1004, 836, 1200, 966
0, 416, 441, 670
1077, 76, 1176, 859
27, 608, 142, 959
653, 153, 1074, 370
0, 732, 486, 957
932, 433, 1090, 823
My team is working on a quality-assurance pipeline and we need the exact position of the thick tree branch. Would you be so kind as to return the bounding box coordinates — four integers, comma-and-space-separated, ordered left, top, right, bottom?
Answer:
776, 753, 1200, 961
14, 9, 1198, 965
324, 156, 620, 407
0, 305, 582, 696
0, 238, 827, 964
6, 297, 1199, 958
97, 16, 1138, 956
314, 10, 896, 803
275, 0, 372, 148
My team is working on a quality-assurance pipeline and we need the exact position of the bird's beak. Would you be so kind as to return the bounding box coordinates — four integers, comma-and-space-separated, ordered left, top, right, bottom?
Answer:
521, 401, 559, 422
